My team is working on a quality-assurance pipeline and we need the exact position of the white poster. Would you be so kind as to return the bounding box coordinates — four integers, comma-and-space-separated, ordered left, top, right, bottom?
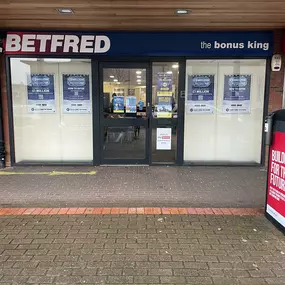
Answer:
62, 74, 91, 114
27, 74, 56, 113
156, 128, 171, 150
222, 74, 251, 114
186, 75, 215, 114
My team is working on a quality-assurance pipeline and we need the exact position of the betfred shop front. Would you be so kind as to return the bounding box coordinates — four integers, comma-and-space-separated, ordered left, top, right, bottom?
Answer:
2, 31, 273, 165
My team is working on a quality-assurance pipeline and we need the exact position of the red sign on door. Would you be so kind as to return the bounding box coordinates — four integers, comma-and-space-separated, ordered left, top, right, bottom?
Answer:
266, 131, 285, 228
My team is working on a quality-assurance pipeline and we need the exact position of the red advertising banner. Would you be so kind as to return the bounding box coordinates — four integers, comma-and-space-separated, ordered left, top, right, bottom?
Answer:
266, 131, 285, 228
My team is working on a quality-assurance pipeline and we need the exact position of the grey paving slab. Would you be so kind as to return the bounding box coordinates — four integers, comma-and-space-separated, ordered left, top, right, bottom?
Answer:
0, 214, 284, 284
0, 166, 267, 208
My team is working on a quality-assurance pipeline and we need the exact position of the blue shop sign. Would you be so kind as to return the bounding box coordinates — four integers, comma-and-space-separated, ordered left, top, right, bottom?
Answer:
5, 31, 273, 57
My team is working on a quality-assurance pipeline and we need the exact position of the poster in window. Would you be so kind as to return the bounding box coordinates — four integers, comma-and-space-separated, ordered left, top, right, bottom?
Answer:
126, 96, 137, 113
186, 75, 215, 114
222, 74, 251, 114
113, 96, 124, 113
157, 73, 172, 96
27, 74, 56, 113
156, 128, 172, 150
157, 96, 172, 118
62, 74, 91, 114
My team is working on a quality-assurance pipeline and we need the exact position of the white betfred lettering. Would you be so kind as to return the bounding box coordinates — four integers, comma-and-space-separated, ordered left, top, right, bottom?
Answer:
5, 34, 21, 52
50, 35, 64, 52
80, 35, 94, 53
21, 34, 36, 52
64, 35, 79, 53
36, 35, 51, 52
94, 36, 110, 53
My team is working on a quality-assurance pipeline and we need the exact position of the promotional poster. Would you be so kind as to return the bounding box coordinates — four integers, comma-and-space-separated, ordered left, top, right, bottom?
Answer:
126, 96, 137, 113
157, 73, 172, 96
186, 75, 215, 114
156, 96, 172, 118
266, 132, 285, 228
62, 74, 91, 114
113, 96, 125, 113
27, 74, 56, 113
223, 74, 251, 113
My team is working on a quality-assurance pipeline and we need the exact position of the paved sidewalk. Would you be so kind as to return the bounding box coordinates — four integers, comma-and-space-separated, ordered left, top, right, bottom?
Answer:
0, 166, 267, 208
0, 214, 284, 285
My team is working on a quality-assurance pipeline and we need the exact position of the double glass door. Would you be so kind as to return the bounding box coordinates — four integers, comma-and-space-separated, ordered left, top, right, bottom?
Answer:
100, 62, 179, 164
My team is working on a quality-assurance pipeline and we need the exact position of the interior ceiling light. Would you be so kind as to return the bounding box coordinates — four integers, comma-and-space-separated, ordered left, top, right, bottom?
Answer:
20, 58, 37, 62
136, 71, 142, 75
176, 9, 189, 15
137, 75, 141, 78
166, 71, 173, 74
172, 64, 179, 68
110, 75, 114, 78
137, 79, 141, 82
57, 8, 74, 14
44, 58, 71, 63
113, 79, 118, 82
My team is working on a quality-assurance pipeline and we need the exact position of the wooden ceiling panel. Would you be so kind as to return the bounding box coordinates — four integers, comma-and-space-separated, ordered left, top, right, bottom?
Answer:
0, 0, 285, 31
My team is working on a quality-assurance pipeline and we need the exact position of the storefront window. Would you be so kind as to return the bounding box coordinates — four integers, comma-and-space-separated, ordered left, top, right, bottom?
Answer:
10, 58, 93, 163
184, 59, 266, 163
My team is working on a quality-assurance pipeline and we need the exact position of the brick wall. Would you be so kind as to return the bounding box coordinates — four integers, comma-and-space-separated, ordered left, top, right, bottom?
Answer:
268, 30, 284, 114
0, 55, 11, 167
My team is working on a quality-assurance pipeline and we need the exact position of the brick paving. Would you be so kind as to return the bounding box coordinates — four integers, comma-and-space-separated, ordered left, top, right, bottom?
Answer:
0, 207, 264, 216
0, 166, 267, 208
0, 214, 284, 285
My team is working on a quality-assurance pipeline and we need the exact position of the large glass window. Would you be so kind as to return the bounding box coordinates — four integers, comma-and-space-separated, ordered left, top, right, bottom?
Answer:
184, 59, 266, 163
11, 58, 93, 163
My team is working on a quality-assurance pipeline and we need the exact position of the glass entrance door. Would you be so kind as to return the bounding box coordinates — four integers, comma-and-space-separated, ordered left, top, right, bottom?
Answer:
151, 62, 180, 164
100, 63, 150, 164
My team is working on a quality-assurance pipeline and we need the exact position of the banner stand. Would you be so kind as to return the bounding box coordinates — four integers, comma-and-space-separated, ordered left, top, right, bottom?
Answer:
265, 109, 285, 235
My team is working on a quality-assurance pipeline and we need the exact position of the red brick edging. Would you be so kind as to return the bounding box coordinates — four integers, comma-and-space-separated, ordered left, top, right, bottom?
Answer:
0, 207, 264, 216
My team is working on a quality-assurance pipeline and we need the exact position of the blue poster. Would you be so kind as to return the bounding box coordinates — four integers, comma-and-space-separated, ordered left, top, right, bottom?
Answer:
113, 96, 124, 113
223, 75, 251, 114
27, 74, 55, 113
157, 73, 172, 96
187, 75, 215, 114
156, 96, 172, 118
62, 74, 91, 114
126, 96, 136, 113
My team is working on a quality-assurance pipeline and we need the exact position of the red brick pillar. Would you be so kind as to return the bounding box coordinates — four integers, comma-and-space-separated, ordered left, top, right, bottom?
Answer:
269, 30, 284, 113
0, 55, 11, 167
